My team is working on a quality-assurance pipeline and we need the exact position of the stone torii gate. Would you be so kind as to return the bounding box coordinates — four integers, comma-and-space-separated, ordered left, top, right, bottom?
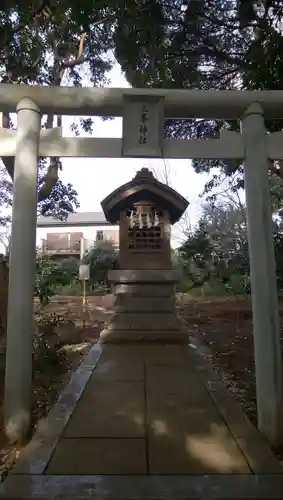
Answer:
0, 85, 283, 445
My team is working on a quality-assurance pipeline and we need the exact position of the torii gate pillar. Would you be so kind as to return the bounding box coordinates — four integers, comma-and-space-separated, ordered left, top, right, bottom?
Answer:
241, 103, 283, 443
4, 98, 41, 441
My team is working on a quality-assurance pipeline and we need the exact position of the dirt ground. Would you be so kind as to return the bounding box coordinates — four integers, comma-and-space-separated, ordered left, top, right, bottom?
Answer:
178, 295, 258, 423
177, 294, 283, 459
1, 293, 283, 478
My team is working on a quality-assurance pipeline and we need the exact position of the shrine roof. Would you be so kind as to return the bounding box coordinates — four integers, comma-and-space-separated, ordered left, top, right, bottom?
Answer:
101, 168, 189, 224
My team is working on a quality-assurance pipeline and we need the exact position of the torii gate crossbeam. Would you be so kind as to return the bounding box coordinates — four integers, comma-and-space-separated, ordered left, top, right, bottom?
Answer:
1, 84, 283, 118
0, 87, 282, 446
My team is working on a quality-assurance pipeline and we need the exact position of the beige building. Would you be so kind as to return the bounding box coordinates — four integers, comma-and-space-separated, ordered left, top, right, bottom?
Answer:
36, 212, 119, 260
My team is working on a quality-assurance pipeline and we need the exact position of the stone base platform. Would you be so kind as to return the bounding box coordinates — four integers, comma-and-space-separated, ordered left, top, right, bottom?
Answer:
1, 342, 283, 499
100, 270, 187, 343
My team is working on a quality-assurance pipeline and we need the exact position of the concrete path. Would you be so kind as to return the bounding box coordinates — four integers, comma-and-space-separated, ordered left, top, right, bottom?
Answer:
1, 341, 283, 498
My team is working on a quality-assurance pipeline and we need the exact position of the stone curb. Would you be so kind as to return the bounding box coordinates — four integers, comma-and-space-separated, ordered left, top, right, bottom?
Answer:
8, 342, 103, 475
1, 473, 283, 499
188, 335, 283, 474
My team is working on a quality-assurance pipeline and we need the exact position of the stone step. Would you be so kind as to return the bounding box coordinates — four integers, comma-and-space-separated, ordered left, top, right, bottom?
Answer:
115, 284, 174, 297
114, 296, 175, 313
106, 312, 182, 331
100, 329, 187, 342
108, 269, 178, 283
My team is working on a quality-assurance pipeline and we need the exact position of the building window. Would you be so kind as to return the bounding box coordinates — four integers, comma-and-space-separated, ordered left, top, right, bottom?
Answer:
96, 230, 104, 241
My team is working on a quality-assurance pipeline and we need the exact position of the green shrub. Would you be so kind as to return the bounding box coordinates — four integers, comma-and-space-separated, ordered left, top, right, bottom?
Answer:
32, 331, 67, 374
33, 312, 73, 374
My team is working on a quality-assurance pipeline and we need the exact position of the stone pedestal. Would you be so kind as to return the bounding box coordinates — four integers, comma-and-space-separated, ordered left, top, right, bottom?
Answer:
100, 270, 187, 343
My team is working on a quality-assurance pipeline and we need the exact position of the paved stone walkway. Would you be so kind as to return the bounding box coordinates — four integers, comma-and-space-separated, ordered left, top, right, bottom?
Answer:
1, 342, 283, 498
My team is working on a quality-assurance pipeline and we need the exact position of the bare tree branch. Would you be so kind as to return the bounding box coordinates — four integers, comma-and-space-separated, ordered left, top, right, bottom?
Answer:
1, 27, 91, 202
61, 32, 87, 69
268, 159, 283, 182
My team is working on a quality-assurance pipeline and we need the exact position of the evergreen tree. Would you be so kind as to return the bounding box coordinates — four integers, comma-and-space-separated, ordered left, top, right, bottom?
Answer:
0, 1, 116, 220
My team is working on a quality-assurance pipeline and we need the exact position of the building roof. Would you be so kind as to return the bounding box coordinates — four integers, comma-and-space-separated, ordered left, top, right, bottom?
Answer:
37, 212, 116, 228
101, 168, 189, 225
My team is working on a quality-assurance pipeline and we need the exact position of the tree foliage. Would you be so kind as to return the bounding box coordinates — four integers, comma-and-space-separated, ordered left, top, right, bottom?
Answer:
0, 0, 116, 221
178, 202, 248, 291
59, 257, 79, 282
114, 0, 283, 195
83, 240, 119, 288
2, 1, 283, 224
34, 253, 77, 306
0, 161, 80, 226
178, 200, 283, 294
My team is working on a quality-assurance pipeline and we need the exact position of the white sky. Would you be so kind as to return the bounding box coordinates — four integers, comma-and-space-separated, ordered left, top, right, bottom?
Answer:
60, 64, 211, 233
0, 63, 211, 250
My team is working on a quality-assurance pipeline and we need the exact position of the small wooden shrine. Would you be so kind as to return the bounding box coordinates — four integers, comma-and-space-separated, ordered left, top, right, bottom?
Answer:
100, 167, 189, 342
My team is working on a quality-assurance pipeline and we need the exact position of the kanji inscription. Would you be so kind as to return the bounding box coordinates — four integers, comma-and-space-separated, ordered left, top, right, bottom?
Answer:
122, 96, 164, 157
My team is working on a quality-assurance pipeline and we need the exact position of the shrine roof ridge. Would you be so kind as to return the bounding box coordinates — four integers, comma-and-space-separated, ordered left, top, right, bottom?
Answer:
101, 168, 189, 225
